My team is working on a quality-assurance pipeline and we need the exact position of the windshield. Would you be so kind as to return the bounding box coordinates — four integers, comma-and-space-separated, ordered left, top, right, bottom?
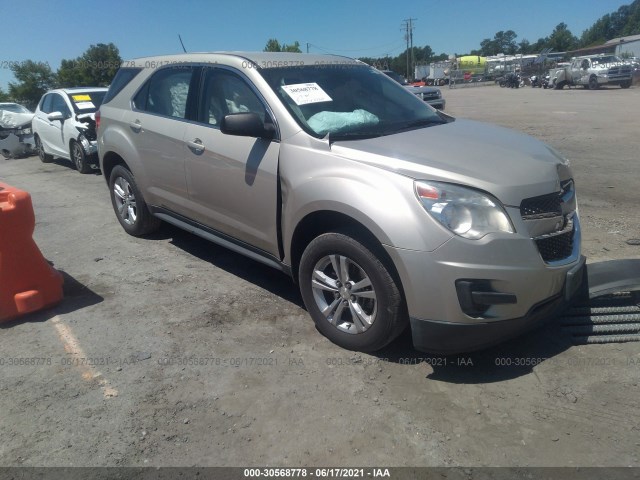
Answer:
259, 65, 446, 140
68, 91, 107, 114
0, 103, 31, 114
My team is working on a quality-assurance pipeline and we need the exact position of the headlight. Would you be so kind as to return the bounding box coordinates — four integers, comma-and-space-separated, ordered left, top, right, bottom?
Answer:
18, 127, 32, 135
414, 181, 514, 239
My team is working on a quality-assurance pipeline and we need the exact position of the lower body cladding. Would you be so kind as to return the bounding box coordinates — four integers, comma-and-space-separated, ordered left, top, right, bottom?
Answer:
386, 224, 585, 354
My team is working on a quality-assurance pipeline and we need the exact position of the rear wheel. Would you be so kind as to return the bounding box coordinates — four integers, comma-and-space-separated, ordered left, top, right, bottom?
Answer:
71, 141, 91, 174
35, 136, 53, 163
620, 80, 632, 89
109, 165, 160, 236
299, 231, 407, 352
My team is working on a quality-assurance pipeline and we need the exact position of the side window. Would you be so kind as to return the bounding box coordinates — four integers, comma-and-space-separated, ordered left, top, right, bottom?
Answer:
199, 69, 268, 127
40, 94, 53, 114
51, 94, 71, 117
102, 67, 142, 105
134, 67, 193, 119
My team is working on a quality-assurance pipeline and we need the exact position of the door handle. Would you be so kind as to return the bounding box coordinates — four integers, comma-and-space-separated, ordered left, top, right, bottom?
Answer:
129, 120, 142, 132
186, 138, 205, 153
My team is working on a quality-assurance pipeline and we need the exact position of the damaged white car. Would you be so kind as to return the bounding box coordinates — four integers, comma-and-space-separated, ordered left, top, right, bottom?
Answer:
0, 103, 35, 159
33, 87, 107, 173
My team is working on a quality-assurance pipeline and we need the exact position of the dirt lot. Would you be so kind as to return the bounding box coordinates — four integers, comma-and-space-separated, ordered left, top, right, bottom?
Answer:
1, 84, 639, 470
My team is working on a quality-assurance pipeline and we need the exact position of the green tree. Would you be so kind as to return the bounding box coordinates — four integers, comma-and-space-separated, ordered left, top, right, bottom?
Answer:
263, 39, 302, 53
530, 37, 549, 53
547, 23, 578, 51
479, 30, 518, 55
580, 0, 640, 46
8, 60, 56, 109
518, 39, 532, 54
0, 86, 10, 102
57, 43, 122, 87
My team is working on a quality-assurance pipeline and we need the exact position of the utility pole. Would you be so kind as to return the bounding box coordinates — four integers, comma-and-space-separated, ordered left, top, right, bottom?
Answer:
402, 18, 417, 81
306, 43, 309, 53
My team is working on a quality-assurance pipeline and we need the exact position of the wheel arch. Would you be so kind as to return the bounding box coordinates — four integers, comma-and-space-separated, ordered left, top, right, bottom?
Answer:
101, 151, 129, 185
289, 210, 407, 301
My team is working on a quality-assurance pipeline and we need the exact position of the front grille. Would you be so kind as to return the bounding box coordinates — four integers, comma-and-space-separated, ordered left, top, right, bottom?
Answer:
521, 179, 577, 263
535, 229, 575, 262
520, 193, 562, 218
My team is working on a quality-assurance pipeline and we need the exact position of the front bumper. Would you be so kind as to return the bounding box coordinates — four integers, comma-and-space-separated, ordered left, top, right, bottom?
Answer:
384, 212, 584, 354
410, 255, 586, 354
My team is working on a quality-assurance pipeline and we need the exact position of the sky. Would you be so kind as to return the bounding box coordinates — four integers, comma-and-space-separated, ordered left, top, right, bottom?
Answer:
0, 0, 631, 90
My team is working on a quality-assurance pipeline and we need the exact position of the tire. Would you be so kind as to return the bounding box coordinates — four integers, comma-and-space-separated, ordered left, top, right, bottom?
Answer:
298, 231, 407, 352
620, 80, 631, 89
108, 165, 161, 236
35, 136, 53, 163
71, 141, 91, 174
588, 76, 599, 90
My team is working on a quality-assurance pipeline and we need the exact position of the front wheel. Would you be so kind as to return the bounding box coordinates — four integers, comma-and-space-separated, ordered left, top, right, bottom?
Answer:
299, 232, 407, 352
108, 165, 160, 236
35, 136, 53, 163
71, 141, 92, 174
588, 76, 599, 90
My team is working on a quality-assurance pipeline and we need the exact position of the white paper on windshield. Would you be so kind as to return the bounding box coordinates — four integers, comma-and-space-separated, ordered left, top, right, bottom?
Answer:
281, 83, 332, 105
75, 101, 96, 110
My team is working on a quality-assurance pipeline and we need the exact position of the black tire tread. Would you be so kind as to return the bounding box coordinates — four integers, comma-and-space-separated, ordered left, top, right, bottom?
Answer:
109, 165, 161, 236
299, 229, 407, 352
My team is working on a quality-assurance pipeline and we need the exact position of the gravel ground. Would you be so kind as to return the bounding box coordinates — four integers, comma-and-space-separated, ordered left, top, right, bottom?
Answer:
0, 83, 639, 469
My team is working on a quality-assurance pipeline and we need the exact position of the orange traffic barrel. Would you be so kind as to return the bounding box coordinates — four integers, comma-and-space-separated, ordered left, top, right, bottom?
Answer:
0, 182, 63, 322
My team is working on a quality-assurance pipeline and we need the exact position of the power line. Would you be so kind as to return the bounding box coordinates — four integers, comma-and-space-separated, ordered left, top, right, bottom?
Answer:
306, 41, 407, 54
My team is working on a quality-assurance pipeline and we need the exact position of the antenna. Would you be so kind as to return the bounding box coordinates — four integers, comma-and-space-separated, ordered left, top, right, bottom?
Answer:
178, 34, 187, 53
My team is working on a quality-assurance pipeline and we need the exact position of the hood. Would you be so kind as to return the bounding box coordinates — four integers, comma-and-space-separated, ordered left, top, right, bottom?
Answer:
0, 110, 34, 129
330, 118, 569, 207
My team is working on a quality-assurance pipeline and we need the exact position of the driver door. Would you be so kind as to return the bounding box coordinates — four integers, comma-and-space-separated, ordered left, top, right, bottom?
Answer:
183, 67, 281, 256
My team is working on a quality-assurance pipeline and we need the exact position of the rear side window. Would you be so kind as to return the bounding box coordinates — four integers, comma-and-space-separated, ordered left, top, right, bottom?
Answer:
102, 67, 142, 105
133, 67, 194, 119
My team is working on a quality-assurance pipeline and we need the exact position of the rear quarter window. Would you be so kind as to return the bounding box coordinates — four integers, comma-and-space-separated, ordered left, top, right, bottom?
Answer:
102, 67, 143, 105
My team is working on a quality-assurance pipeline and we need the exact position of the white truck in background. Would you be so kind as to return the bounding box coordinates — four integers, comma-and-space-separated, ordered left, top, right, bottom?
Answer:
551, 54, 633, 90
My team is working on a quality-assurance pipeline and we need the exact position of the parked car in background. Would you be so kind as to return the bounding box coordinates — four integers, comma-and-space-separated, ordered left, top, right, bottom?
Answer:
32, 87, 107, 173
98, 52, 583, 354
381, 70, 446, 110
551, 55, 633, 90
0, 102, 35, 159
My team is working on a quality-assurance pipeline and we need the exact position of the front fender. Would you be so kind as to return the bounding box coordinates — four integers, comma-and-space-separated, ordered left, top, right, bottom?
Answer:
279, 143, 452, 263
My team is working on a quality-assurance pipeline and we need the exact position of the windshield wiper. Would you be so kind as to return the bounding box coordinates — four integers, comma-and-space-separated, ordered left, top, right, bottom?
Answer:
329, 131, 384, 142
393, 118, 446, 133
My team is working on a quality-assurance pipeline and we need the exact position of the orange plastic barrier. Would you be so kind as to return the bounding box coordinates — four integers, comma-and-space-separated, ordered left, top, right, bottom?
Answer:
0, 182, 63, 322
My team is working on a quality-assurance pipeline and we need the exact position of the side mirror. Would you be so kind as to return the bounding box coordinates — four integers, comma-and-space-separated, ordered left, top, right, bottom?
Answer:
47, 111, 65, 121
220, 112, 275, 139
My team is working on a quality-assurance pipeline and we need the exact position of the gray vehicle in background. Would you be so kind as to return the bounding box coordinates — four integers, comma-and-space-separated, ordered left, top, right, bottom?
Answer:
381, 70, 446, 109
98, 52, 584, 354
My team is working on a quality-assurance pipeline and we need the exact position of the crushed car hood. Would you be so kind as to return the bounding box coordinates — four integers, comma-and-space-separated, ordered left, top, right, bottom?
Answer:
0, 110, 34, 129
330, 118, 569, 206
